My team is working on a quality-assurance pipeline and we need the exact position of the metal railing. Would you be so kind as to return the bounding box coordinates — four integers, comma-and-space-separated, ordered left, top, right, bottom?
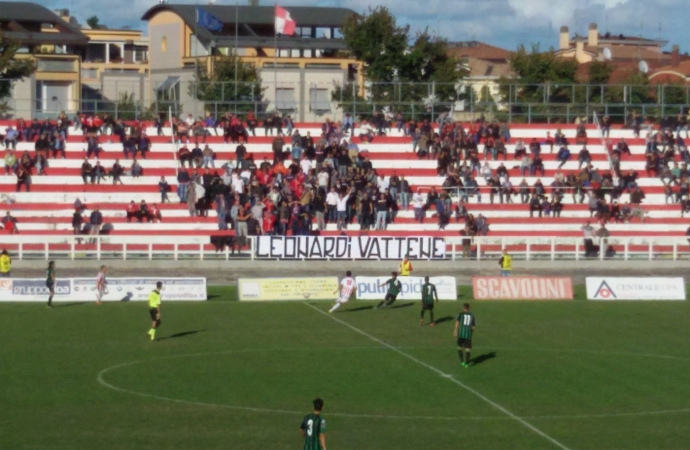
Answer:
1, 235, 689, 262
2, 79, 688, 124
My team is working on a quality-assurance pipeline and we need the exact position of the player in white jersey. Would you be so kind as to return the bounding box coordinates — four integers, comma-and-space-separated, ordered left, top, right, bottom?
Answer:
96, 265, 107, 305
329, 271, 356, 313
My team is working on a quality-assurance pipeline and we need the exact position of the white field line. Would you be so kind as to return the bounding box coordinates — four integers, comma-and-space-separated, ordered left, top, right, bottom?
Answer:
304, 302, 573, 450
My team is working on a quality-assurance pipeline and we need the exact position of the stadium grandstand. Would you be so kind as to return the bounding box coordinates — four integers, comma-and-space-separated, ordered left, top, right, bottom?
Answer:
0, 112, 688, 261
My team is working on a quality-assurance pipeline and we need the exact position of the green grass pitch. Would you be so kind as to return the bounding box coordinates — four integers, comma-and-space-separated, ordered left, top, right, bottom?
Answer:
2, 285, 690, 449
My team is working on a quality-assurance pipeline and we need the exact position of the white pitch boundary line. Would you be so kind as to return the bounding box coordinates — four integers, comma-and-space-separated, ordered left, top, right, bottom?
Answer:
304, 302, 574, 450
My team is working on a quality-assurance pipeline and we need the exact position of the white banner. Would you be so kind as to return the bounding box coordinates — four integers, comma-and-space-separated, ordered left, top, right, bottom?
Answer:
255, 235, 446, 260
355, 276, 457, 300
238, 277, 339, 301
586, 277, 686, 301
0, 277, 207, 302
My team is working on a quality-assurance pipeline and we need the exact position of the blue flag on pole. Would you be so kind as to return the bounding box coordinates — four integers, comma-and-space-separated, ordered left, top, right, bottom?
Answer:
197, 7, 223, 32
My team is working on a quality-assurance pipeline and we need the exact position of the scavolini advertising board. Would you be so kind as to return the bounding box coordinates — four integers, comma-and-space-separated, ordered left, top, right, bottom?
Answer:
472, 277, 574, 300
586, 277, 686, 300
255, 236, 446, 260
0, 278, 207, 301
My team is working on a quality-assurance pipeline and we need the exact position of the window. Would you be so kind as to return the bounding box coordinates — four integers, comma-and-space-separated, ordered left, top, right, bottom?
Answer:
275, 88, 296, 110
37, 59, 75, 72
133, 46, 148, 63
309, 88, 330, 112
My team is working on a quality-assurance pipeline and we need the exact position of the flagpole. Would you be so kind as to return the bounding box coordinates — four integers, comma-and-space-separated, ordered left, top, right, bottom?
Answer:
194, 4, 199, 118
274, 4, 278, 114
234, 1, 238, 114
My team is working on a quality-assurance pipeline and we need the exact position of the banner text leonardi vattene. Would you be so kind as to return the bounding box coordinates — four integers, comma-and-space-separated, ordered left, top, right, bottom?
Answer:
255, 236, 446, 260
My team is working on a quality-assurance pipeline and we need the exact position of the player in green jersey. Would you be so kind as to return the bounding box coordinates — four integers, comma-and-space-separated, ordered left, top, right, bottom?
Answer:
375, 272, 403, 309
300, 398, 326, 450
420, 276, 438, 326
46, 261, 56, 307
147, 282, 162, 341
453, 303, 476, 368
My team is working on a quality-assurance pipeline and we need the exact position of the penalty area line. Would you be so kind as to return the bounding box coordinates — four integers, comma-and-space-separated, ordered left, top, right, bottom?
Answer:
303, 302, 574, 450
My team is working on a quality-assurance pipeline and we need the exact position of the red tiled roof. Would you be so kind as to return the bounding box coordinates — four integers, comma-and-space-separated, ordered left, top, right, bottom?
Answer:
447, 41, 511, 61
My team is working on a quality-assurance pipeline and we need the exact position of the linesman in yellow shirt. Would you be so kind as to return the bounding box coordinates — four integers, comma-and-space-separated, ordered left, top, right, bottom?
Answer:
147, 281, 163, 341
400, 254, 413, 276
0, 249, 11, 277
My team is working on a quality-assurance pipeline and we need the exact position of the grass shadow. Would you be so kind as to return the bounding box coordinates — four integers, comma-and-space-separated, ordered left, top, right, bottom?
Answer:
157, 330, 206, 341
53, 302, 87, 308
342, 305, 374, 312
390, 302, 414, 309
471, 351, 497, 366
430, 316, 453, 326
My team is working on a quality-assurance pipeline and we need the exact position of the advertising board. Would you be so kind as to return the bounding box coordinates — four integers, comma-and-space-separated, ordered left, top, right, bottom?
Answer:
472, 277, 574, 300
355, 276, 457, 300
586, 277, 685, 300
238, 277, 339, 301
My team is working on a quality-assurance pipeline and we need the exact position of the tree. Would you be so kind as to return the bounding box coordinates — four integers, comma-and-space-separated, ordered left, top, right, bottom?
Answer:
499, 45, 578, 103
86, 16, 100, 29
189, 54, 263, 114
587, 60, 613, 85
341, 7, 408, 85
339, 7, 463, 113
0, 30, 37, 111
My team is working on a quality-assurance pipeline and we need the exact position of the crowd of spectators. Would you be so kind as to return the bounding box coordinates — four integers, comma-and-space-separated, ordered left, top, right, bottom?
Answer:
3, 109, 690, 242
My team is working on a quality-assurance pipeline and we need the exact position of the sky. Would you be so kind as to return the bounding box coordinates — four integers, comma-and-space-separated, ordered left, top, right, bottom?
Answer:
19, 0, 690, 53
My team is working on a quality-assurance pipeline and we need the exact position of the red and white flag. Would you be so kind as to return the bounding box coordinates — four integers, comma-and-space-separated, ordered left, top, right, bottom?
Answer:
275, 6, 296, 35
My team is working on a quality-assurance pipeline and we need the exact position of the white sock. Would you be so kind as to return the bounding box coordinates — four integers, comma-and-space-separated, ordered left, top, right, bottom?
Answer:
329, 302, 341, 313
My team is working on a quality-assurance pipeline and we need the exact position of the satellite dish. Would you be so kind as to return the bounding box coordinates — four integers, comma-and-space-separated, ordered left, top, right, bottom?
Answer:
639, 60, 649, 74
602, 47, 612, 60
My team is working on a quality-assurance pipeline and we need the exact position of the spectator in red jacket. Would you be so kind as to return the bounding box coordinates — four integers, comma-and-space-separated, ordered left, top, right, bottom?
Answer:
126, 201, 138, 222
